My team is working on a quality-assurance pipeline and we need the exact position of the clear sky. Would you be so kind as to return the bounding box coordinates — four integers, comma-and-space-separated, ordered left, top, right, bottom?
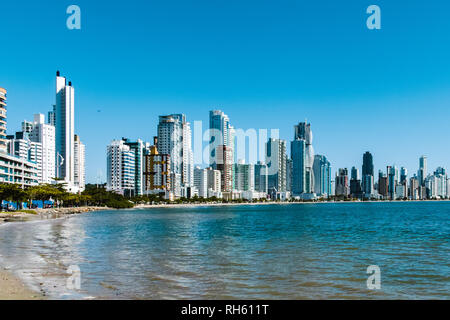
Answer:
1, 0, 450, 183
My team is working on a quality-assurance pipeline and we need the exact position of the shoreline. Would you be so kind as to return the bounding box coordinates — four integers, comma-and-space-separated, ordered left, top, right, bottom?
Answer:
133, 199, 450, 209
0, 206, 111, 226
0, 268, 46, 300
0, 206, 110, 300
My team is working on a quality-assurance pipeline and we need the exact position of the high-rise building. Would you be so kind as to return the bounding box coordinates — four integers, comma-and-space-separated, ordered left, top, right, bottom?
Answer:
193, 166, 208, 198
74, 134, 85, 190
7, 131, 43, 183
427, 167, 447, 199
0, 87, 8, 153
409, 176, 419, 200
55, 71, 75, 185
48, 105, 56, 126
122, 138, 147, 196
209, 110, 234, 155
182, 121, 194, 187
362, 152, 374, 176
418, 155, 427, 186
291, 138, 305, 196
26, 114, 56, 184
234, 160, 254, 192
54, 71, 85, 192
313, 155, 331, 197
361, 152, 374, 198
157, 114, 193, 192
387, 166, 398, 200
266, 138, 287, 193
400, 167, 408, 184
107, 140, 136, 196
209, 110, 235, 189
362, 174, 374, 197
206, 167, 221, 197
0, 87, 39, 186
292, 122, 314, 195
254, 161, 268, 193
286, 158, 293, 192
144, 137, 171, 196
216, 145, 233, 192
335, 168, 349, 197
350, 166, 362, 198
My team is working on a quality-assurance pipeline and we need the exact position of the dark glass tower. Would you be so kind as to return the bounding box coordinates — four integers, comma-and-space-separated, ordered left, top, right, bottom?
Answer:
362, 152, 374, 176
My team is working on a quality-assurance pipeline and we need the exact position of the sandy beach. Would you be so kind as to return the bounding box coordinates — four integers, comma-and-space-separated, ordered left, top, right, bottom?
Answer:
0, 268, 46, 300
0, 206, 110, 226
0, 206, 109, 299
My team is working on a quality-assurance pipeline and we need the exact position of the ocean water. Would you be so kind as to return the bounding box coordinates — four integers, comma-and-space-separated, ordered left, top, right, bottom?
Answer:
0, 202, 449, 299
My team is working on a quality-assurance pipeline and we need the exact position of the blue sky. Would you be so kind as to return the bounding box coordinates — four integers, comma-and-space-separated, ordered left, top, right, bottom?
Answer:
1, 0, 450, 183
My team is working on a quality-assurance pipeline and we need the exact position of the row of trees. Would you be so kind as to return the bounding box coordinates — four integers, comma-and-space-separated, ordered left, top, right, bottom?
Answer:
0, 183, 135, 211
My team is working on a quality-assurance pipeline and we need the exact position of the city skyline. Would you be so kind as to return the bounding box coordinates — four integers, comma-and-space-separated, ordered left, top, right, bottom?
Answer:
2, 75, 450, 185
2, 1, 450, 183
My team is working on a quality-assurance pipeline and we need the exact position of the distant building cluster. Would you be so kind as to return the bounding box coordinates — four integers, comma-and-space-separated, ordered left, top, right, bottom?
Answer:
335, 154, 449, 200
106, 110, 334, 201
107, 107, 450, 201
0, 71, 86, 192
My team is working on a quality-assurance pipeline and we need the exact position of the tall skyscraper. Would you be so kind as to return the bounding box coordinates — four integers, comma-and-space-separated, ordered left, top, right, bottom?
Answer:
122, 138, 147, 196
234, 160, 255, 192
293, 122, 314, 195
400, 167, 408, 183
144, 137, 171, 195
291, 138, 305, 196
418, 155, 427, 187
350, 166, 362, 198
48, 105, 56, 127
0, 87, 7, 153
266, 138, 287, 193
216, 145, 233, 192
55, 71, 75, 184
254, 161, 268, 193
209, 110, 234, 150
27, 114, 56, 184
209, 110, 235, 188
74, 134, 85, 190
387, 166, 398, 200
335, 168, 349, 197
313, 155, 331, 197
362, 151, 374, 197
54, 71, 85, 192
286, 158, 293, 192
362, 152, 374, 176
107, 140, 136, 196
157, 114, 193, 191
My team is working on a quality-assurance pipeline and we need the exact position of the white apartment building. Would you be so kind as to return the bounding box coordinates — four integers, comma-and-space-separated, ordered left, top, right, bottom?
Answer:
206, 167, 222, 198
107, 140, 136, 196
55, 71, 75, 186
194, 166, 208, 198
27, 114, 56, 184
7, 132, 43, 183
74, 134, 85, 191
157, 114, 194, 195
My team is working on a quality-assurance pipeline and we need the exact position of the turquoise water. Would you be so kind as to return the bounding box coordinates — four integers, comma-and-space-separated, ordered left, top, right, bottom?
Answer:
0, 202, 449, 299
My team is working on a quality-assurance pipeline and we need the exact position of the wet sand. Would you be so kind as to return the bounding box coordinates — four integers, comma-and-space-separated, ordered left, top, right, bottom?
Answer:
0, 268, 45, 300
0, 206, 109, 300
